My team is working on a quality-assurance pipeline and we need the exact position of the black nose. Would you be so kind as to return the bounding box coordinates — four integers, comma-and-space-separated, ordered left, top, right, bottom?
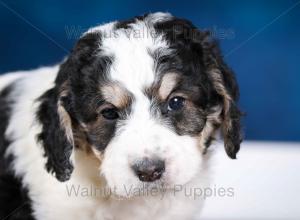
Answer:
132, 158, 165, 182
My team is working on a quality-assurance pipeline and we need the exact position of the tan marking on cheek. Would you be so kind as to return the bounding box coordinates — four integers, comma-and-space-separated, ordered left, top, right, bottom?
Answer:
72, 122, 92, 148
75, 120, 109, 157
73, 127, 92, 153
158, 73, 179, 100
101, 83, 131, 108
91, 147, 104, 160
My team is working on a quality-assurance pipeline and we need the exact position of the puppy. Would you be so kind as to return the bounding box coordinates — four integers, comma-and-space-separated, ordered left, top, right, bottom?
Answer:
0, 12, 242, 220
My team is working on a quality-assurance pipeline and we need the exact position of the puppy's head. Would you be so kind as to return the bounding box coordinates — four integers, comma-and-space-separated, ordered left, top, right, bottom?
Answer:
37, 13, 242, 195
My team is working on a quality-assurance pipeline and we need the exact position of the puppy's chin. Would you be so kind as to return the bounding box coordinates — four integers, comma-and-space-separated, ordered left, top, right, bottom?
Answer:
108, 182, 164, 199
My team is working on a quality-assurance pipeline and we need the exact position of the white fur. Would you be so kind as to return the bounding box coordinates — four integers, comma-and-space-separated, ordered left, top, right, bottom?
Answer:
2, 13, 213, 220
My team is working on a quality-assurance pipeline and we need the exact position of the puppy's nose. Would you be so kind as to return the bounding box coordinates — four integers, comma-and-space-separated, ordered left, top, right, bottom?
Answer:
132, 158, 165, 182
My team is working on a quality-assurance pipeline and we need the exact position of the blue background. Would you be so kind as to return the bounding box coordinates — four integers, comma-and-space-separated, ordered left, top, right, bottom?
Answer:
0, 0, 299, 141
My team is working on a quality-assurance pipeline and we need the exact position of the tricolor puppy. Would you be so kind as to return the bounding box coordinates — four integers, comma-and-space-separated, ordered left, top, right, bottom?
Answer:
0, 13, 242, 220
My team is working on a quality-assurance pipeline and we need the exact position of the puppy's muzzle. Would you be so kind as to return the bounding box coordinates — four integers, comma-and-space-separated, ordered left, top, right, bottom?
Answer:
132, 158, 165, 182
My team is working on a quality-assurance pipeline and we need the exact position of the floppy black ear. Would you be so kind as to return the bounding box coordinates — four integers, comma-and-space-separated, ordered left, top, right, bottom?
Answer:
201, 37, 242, 159
36, 32, 101, 181
37, 86, 74, 182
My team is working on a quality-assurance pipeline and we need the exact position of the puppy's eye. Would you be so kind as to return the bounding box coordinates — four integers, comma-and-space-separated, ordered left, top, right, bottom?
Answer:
101, 108, 119, 120
168, 96, 185, 111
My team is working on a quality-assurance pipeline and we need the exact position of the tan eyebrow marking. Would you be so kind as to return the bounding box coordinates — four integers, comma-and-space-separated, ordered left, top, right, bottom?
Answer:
158, 72, 180, 100
101, 82, 131, 108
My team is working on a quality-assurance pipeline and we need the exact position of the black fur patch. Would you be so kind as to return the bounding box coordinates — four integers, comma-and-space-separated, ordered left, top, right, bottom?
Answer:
149, 16, 242, 157
37, 88, 74, 182
0, 83, 34, 220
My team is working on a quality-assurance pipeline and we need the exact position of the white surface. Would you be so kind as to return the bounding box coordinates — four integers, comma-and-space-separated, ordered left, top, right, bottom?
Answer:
200, 141, 300, 220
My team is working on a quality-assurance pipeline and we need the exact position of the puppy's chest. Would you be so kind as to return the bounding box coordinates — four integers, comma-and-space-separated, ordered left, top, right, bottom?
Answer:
94, 199, 167, 220
78, 198, 170, 220
37, 191, 195, 220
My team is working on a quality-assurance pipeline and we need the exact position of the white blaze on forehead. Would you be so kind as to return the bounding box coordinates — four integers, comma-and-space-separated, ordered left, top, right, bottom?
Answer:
101, 19, 169, 95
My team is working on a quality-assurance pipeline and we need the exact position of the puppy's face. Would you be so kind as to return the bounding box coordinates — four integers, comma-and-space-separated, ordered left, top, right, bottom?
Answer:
37, 13, 242, 196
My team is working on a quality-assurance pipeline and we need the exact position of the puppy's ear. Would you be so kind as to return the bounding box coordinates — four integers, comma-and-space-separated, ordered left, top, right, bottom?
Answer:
202, 37, 242, 159
36, 32, 101, 181
37, 84, 74, 181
